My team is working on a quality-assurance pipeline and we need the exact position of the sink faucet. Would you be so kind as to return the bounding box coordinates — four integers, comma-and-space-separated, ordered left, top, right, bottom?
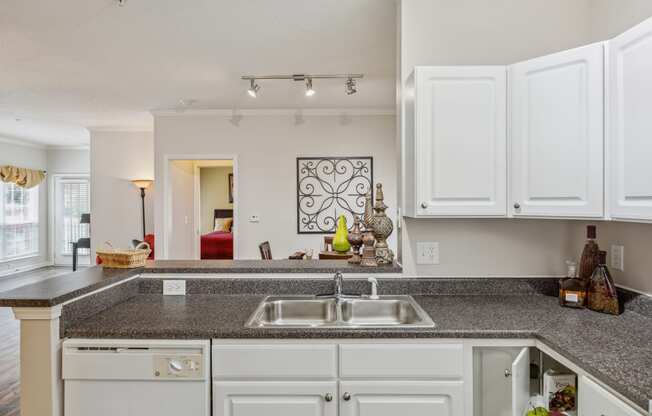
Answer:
334, 271, 344, 299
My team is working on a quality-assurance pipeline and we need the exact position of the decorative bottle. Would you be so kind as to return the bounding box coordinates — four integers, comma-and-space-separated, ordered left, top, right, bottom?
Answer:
587, 251, 621, 315
578, 225, 600, 282
559, 260, 586, 308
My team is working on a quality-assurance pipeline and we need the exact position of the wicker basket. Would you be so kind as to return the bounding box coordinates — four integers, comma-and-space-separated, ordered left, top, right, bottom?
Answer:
96, 241, 151, 269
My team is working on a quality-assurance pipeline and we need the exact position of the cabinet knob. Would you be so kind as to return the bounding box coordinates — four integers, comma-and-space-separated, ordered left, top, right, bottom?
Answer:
420, 202, 428, 209
504, 369, 512, 378
324, 393, 333, 402
513, 203, 521, 210
343, 392, 351, 401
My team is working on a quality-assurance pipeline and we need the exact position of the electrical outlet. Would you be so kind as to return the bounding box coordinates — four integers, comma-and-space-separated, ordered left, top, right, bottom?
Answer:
416, 242, 439, 265
610, 245, 624, 271
163, 280, 186, 296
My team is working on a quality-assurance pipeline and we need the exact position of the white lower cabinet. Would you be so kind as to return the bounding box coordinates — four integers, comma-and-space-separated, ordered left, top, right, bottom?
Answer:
339, 380, 464, 416
213, 381, 337, 416
578, 376, 640, 416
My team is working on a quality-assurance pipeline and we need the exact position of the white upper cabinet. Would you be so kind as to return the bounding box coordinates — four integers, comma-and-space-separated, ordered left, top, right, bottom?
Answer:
406, 66, 507, 217
608, 16, 652, 221
509, 43, 605, 218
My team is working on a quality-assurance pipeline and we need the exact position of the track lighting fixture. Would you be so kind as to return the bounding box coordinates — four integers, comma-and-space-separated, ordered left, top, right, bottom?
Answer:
305, 78, 315, 97
345, 77, 357, 95
241, 73, 363, 98
247, 79, 260, 98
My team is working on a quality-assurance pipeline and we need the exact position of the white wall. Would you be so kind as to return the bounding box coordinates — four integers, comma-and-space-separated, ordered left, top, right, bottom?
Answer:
200, 166, 233, 234
90, 131, 154, 257
0, 139, 49, 274
154, 114, 397, 260
47, 148, 90, 174
398, 0, 594, 277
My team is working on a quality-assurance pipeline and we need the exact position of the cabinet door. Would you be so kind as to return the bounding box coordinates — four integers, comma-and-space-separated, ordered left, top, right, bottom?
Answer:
510, 43, 604, 218
511, 347, 530, 416
578, 376, 641, 416
608, 17, 652, 221
339, 380, 464, 416
413, 66, 507, 217
213, 381, 337, 416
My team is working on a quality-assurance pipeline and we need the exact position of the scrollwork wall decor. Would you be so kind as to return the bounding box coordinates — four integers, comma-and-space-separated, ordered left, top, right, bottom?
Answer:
297, 157, 373, 234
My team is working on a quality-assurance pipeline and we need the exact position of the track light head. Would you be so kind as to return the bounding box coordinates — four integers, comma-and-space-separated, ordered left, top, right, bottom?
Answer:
345, 77, 357, 95
248, 79, 260, 98
305, 78, 315, 97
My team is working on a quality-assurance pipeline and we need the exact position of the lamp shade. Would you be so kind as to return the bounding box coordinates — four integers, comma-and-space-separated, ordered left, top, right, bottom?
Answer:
131, 179, 153, 189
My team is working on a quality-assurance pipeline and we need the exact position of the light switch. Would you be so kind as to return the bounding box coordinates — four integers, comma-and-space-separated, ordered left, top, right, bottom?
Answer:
416, 242, 439, 265
610, 245, 624, 271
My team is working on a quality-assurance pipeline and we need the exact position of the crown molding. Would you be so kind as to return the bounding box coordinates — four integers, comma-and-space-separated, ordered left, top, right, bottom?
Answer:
150, 108, 396, 117
0, 136, 47, 149
46, 144, 90, 150
87, 126, 153, 133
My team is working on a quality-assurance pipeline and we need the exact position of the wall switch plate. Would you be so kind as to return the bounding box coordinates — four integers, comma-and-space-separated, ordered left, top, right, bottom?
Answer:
249, 215, 260, 223
416, 242, 439, 265
163, 280, 186, 296
610, 245, 624, 271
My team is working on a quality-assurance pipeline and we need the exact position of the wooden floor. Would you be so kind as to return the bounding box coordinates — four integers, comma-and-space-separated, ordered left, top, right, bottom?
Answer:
0, 266, 71, 416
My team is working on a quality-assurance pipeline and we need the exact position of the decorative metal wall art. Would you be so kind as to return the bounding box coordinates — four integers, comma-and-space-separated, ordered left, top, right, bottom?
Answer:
297, 157, 373, 234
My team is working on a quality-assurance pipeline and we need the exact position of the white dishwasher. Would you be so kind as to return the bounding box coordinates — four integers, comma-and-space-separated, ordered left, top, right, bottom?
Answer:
62, 339, 210, 416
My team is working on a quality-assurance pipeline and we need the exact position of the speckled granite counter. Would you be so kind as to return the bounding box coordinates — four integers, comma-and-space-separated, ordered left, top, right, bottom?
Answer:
62, 287, 652, 411
0, 260, 401, 307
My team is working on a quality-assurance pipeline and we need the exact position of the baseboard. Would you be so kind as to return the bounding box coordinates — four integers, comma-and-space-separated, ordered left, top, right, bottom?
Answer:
0, 260, 55, 278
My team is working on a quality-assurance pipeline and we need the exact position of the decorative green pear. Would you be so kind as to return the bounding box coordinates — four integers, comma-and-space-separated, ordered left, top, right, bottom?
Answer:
332, 215, 351, 253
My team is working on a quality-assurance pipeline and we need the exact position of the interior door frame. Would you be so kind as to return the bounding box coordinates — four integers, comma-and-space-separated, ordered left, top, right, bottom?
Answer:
48, 173, 91, 266
162, 154, 239, 260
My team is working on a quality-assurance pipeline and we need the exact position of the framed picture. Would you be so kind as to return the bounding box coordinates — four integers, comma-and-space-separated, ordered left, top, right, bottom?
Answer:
228, 173, 234, 203
296, 156, 373, 234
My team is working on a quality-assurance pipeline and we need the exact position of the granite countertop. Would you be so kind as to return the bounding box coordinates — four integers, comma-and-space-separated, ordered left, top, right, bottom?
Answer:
64, 292, 652, 411
0, 260, 401, 307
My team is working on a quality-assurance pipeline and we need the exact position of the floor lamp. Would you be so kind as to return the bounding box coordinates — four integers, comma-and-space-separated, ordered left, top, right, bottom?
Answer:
131, 179, 153, 240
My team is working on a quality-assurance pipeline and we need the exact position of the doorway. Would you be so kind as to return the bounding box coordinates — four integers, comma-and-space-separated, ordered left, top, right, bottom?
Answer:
163, 156, 238, 260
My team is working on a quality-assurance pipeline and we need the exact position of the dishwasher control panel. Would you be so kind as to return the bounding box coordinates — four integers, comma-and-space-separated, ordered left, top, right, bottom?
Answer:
153, 355, 203, 379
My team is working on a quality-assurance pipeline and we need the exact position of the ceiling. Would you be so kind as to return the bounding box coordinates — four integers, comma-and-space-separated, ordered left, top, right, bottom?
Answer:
0, 0, 397, 145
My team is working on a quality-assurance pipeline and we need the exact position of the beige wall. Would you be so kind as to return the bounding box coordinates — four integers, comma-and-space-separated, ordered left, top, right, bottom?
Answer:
398, 0, 594, 277
90, 131, 154, 256
154, 114, 397, 260
589, 0, 652, 40
200, 166, 233, 235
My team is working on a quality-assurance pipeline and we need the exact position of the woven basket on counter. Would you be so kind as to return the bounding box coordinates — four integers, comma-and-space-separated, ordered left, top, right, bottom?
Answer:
96, 241, 151, 268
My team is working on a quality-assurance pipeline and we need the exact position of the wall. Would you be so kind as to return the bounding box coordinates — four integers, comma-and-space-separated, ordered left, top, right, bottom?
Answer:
200, 166, 233, 234
154, 114, 397, 260
47, 148, 90, 174
589, 0, 652, 40
398, 0, 595, 277
90, 131, 154, 257
0, 139, 49, 275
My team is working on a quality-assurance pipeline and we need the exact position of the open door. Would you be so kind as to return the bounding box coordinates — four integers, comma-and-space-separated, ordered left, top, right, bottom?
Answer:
511, 347, 530, 416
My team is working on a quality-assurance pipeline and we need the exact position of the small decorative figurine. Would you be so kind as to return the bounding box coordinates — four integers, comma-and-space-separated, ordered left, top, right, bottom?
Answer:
347, 216, 363, 264
332, 215, 351, 253
371, 183, 394, 265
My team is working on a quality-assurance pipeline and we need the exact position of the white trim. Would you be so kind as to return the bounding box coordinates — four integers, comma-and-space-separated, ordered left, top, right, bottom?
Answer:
0, 260, 54, 278
162, 154, 239, 260
151, 108, 396, 117
0, 136, 48, 149
12, 305, 62, 320
86, 126, 153, 133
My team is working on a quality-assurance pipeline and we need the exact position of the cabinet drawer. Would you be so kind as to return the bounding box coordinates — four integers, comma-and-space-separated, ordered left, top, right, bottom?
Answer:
339, 344, 464, 379
212, 344, 337, 379
578, 376, 641, 416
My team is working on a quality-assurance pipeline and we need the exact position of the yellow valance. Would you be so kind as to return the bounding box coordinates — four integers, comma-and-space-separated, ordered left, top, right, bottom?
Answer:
0, 165, 46, 189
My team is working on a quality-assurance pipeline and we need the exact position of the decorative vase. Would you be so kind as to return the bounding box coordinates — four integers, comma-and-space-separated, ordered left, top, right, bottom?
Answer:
363, 191, 374, 230
332, 215, 351, 253
347, 216, 363, 264
371, 183, 394, 264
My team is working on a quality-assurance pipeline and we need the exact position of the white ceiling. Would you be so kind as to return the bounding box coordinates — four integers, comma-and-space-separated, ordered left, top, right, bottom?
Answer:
0, 0, 396, 145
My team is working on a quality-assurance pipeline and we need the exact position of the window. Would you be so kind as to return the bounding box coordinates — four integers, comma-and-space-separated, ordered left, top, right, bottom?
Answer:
0, 182, 40, 260
59, 179, 90, 256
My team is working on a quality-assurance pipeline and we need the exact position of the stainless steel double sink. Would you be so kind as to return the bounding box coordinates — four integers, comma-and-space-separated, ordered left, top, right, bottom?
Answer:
245, 295, 435, 328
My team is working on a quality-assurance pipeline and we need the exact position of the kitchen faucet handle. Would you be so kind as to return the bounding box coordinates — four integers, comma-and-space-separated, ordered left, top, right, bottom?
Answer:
367, 277, 379, 299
